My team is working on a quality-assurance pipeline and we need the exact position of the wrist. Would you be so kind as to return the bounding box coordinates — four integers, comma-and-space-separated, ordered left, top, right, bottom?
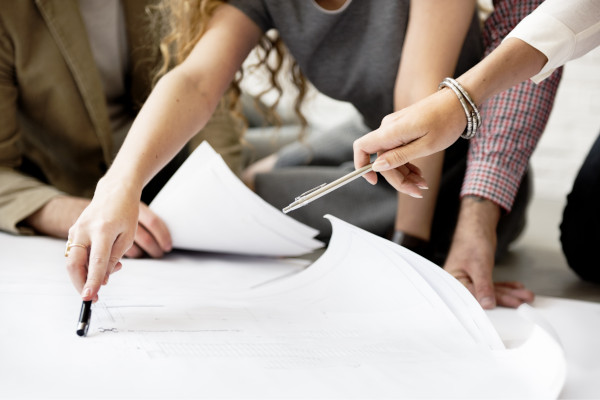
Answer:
24, 196, 90, 238
438, 78, 481, 139
96, 172, 144, 200
455, 196, 500, 240
457, 38, 548, 106
434, 88, 470, 138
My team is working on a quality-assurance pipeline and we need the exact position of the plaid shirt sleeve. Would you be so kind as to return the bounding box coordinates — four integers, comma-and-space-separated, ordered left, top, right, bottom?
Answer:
460, 0, 563, 212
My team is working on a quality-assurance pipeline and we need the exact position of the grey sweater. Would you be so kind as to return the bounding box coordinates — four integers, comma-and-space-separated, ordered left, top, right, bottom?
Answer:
229, 0, 480, 129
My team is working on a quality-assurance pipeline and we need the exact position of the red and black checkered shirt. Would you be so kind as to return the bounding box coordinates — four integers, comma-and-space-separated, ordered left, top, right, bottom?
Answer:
461, 0, 563, 212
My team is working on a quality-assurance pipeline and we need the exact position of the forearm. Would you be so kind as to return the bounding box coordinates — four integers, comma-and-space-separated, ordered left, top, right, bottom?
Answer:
105, 68, 222, 193
395, 0, 477, 108
104, 4, 259, 195
24, 196, 90, 238
455, 196, 501, 239
392, 0, 477, 238
462, 67, 562, 211
462, 0, 564, 212
457, 38, 547, 106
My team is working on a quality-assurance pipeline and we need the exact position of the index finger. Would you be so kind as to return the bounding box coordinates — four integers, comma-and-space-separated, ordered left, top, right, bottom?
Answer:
80, 233, 116, 301
65, 243, 90, 295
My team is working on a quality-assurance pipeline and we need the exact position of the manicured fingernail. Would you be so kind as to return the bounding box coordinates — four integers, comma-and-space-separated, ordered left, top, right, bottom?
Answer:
417, 184, 429, 190
372, 158, 390, 171
480, 296, 495, 309
408, 193, 423, 199
82, 287, 91, 298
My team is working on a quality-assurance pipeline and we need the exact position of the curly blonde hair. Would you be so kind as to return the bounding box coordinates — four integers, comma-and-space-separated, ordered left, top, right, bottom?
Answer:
149, 0, 308, 130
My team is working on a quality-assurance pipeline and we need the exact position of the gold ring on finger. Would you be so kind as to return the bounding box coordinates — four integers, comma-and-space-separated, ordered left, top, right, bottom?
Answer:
65, 239, 89, 257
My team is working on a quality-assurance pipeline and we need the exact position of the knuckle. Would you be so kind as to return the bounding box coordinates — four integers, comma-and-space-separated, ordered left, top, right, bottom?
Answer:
93, 219, 118, 235
89, 255, 109, 267
380, 113, 395, 126
86, 277, 103, 288
389, 151, 408, 167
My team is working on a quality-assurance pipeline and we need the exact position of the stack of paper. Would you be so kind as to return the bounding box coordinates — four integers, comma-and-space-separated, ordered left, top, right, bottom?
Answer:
150, 142, 323, 256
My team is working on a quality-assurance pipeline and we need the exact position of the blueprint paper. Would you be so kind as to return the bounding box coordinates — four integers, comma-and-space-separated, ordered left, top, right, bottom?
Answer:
0, 216, 566, 399
149, 141, 323, 256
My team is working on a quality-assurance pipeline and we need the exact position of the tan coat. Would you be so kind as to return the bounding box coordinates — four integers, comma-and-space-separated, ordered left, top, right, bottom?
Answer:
0, 0, 243, 234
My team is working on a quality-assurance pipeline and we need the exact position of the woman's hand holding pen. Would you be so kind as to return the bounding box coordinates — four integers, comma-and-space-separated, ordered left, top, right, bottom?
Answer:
354, 37, 551, 181
65, 178, 139, 302
353, 88, 467, 190
65, 176, 172, 302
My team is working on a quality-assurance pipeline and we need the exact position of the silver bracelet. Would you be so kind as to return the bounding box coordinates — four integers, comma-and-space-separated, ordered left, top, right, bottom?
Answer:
438, 77, 481, 139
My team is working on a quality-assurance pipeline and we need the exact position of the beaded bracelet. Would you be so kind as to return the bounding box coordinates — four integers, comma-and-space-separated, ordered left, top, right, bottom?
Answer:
438, 77, 481, 139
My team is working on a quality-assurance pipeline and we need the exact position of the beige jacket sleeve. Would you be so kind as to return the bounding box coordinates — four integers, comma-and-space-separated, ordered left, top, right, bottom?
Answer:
0, 18, 63, 235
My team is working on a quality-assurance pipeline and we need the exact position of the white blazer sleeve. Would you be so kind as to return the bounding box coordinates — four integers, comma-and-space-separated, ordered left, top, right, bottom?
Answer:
505, 0, 600, 83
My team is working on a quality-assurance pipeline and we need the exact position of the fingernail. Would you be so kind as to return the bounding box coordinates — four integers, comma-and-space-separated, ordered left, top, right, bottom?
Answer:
480, 296, 495, 309
408, 193, 423, 199
372, 158, 390, 171
82, 287, 91, 298
417, 184, 429, 190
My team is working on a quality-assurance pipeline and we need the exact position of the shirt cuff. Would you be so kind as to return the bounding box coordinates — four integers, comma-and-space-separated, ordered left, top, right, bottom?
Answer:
460, 162, 526, 213
505, 12, 576, 84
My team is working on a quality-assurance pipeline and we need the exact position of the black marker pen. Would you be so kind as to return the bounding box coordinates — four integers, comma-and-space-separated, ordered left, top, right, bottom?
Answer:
76, 300, 92, 337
